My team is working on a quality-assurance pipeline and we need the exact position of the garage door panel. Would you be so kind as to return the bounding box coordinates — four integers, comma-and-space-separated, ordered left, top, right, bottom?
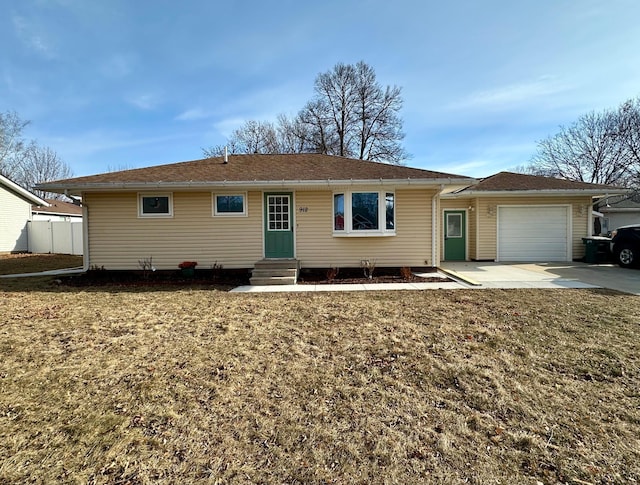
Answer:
498, 206, 570, 262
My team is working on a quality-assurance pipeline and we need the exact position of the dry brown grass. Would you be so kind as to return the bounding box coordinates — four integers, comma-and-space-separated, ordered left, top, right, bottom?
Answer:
0, 253, 83, 275
0, 282, 639, 484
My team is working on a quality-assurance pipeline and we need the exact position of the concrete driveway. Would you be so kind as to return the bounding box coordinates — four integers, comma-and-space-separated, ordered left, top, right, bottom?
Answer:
440, 261, 640, 295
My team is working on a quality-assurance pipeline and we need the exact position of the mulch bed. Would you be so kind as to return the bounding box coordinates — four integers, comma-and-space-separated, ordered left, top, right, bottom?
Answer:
298, 267, 452, 285
60, 269, 251, 289
58, 267, 451, 288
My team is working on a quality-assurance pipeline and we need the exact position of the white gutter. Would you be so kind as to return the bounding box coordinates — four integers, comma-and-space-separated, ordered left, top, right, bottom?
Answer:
442, 189, 630, 198
38, 177, 478, 195
82, 201, 90, 272
431, 185, 444, 268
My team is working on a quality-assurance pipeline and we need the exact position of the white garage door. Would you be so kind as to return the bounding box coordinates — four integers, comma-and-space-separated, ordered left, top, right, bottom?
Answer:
497, 206, 570, 261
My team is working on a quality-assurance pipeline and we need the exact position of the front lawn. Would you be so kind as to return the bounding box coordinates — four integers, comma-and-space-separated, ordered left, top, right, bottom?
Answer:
0, 286, 638, 484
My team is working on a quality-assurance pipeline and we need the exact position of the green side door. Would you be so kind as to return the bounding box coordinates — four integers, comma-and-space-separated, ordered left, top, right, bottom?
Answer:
444, 210, 466, 261
264, 193, 294, 259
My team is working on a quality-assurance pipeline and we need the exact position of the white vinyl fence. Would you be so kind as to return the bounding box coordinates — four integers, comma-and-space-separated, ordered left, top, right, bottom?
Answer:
28, 220, 83, 255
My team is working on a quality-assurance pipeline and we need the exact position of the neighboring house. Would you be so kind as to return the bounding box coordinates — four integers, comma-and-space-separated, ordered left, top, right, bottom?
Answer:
36, 156, 627, 273
0, 174, 48, 253
595, 193, 640, 234
440, 172, 627, 262
32, 198, 83, 221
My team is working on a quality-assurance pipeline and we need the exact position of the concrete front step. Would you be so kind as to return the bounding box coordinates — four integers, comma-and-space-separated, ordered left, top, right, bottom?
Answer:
249, 276, 297, 285
253, 259, 299, 270
250, 259, 299, 285
251, 268, 297, 278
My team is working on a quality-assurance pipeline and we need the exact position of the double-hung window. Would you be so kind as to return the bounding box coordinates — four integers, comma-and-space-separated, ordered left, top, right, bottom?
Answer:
333, 191, 395, 236
213, 193, 247, 216
139, 193, 173, 217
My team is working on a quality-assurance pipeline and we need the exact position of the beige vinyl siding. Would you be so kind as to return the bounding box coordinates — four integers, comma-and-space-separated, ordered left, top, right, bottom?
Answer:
0, 185, 32, 252
440, 198, 476, 261
475, 196, 591, 261
85, 191, 263, 269
295, 188, 436, 268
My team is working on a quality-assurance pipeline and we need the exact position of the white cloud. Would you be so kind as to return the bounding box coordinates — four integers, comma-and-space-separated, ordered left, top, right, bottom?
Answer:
100, 54, 135, 79
448, 77, 571, 111
212, 117, 246, 138
126, 93, 161, 110
12, 14, 57, 59
175, 108, 211, 121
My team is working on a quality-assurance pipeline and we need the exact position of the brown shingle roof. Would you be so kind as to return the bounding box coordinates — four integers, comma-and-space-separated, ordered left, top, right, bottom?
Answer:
33, 199, 82, 216
459, 171, 620, 192
40, 154, 471, 189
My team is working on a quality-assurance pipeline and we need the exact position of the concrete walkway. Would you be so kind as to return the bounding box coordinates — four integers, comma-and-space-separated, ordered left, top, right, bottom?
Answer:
232, 261, 640, 294
231, 272, 463, 292
439, 262, 599, 290
441, 261, 640, 295
0, 267, 85, 278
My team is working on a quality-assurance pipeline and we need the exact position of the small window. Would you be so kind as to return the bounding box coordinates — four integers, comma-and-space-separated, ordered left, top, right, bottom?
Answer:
386, 193, 395, 230
139, 194, 172, 217
334, 193, 345, 231
214, 194, 246, 216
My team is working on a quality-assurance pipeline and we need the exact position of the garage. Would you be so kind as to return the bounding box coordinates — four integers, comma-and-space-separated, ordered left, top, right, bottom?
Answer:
497, 206, 571, 261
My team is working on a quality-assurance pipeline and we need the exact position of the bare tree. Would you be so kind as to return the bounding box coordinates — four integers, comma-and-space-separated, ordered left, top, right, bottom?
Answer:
0, 110, 72, 198
202, 140, 242, 158
203, 61, 409, 164
16, 142, 72, 199
526, 99, 640, 187
617, 97, 640, 186
300, 61, 409, 163
0, 111, 30, 179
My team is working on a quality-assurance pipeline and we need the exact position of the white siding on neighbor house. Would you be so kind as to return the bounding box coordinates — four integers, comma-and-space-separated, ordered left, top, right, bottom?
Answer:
32, 213, 82, 222
85, 191, 264, 270
295, 188, 437, 268
0, 184, 32, 252
602, 212, 640, 233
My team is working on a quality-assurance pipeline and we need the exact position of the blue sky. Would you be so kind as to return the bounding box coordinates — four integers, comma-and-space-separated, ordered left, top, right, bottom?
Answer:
2, 0, 639, 178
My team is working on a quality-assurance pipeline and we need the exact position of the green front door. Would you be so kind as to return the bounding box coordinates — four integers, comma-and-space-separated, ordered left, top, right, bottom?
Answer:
444, 210, 466, 261
264, 193, 294, 258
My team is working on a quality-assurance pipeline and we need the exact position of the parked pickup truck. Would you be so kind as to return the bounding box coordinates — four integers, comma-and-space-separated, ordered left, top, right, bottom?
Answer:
611, 224, 640, 268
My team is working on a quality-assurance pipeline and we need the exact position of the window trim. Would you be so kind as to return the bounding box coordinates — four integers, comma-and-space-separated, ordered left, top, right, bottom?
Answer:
213, 192, 248, 217
333, 190, 396, 237
138, 193, 173, 218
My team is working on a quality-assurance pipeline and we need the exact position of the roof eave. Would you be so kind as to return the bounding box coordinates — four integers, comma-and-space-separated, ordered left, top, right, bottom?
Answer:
2, 175, 49, 206
38, 177, 478, 194
442, 188, 631, 198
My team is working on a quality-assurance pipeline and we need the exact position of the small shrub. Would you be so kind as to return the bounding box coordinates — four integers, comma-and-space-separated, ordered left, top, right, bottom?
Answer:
211, 261, 224, 281
138, 257, 155, 280
326, 267, 340, 281
360, 259, 376, 279
178, 261, 198, 270
400, 266, 413, 280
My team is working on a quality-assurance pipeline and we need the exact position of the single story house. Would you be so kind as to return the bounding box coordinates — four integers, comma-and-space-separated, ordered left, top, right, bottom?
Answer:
0, 173, 48, 253
37, 155, 628, 276
32, 198, 83, 221
595, 193, 640, 234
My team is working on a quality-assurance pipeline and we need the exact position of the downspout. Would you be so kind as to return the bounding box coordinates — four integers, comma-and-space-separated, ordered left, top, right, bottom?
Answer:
431, 185, 443, 268
82, 200, 90, 272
